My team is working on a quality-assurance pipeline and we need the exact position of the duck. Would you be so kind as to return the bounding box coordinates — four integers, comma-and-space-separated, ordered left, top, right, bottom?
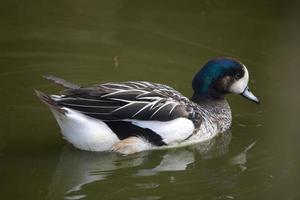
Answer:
35, 57, 259, 154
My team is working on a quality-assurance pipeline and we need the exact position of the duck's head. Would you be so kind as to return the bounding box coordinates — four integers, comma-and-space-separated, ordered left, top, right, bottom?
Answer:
192, 57, 259, 103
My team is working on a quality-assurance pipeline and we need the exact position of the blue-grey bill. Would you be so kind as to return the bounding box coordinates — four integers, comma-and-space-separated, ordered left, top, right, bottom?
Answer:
241, 87, 260, 104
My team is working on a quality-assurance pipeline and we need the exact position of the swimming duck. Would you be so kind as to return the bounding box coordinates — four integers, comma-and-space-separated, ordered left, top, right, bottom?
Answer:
35, 57, 259, 154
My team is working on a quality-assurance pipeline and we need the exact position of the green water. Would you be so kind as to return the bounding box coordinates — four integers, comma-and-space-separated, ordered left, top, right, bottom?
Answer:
1, 0, 300, 199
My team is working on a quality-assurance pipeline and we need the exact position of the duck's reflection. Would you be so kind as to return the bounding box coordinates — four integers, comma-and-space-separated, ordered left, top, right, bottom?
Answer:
47, 131, 231, 200
47, 148, 147, 200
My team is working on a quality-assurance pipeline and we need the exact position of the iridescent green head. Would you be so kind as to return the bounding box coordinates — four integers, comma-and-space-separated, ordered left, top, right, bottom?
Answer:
192, 57, 259, 103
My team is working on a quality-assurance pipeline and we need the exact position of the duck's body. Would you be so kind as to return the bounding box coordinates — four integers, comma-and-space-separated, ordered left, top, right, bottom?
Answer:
36, 58, 259, 154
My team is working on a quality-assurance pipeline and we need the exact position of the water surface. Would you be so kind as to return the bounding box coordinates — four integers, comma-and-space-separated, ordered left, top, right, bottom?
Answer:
1, 0, 300, 199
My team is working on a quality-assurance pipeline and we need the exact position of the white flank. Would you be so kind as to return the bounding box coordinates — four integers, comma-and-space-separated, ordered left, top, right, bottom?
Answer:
129, 118, 195, 144
187, 121, 218, 143
229, 65, 249, 94
50, 107, 119, 152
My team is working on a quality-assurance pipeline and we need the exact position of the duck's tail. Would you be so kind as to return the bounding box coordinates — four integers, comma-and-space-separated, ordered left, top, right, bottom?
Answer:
34, 89, 66, 114
43, 75, 81, 89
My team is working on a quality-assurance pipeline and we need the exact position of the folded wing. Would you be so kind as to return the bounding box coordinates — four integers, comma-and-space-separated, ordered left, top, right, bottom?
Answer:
54, 81, 190, 121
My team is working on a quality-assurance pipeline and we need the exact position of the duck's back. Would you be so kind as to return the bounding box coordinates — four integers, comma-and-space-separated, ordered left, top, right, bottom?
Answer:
56, 81, 191, 121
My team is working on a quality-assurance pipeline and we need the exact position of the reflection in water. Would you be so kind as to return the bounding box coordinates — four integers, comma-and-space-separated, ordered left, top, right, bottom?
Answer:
136, 150, 195, 176
191, 131, 232, 160
137, 131, 232, 176
229, 140, 257, 172
47, 132, 232, 199
47, 147, 147, 200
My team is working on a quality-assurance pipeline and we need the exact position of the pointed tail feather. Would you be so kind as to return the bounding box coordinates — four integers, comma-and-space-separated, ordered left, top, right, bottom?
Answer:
43, 75, 81, 89
34, 89, 66, 114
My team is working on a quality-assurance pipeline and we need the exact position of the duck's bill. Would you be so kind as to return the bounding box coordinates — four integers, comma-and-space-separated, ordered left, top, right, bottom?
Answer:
241, 87, 260, 104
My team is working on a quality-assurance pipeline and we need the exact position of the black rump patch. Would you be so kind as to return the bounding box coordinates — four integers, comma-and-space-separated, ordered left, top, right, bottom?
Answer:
105, 121, 166, 147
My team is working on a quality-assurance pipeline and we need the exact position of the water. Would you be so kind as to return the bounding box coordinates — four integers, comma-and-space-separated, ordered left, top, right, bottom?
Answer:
1, 0, 300, 199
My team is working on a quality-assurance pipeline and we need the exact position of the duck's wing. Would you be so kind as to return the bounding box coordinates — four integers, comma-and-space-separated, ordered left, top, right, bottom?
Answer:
54, 81, 191, 121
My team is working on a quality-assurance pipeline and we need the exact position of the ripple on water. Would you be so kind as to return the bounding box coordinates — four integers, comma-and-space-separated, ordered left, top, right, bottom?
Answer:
234, 112, 263, 128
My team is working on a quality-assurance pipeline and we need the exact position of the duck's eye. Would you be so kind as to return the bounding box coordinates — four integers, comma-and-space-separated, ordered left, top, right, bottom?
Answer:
235, 73, 242, 79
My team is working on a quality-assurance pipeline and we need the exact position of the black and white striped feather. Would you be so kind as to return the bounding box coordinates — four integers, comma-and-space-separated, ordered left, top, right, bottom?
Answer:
53, 81, 193, 121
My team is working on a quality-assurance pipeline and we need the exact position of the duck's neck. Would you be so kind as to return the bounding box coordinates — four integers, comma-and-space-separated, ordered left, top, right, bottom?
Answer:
190, 92, 225, 104
190, 93, 232, 133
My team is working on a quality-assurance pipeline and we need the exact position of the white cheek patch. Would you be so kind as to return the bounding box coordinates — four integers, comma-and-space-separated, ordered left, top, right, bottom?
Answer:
229, 65, 249, 94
